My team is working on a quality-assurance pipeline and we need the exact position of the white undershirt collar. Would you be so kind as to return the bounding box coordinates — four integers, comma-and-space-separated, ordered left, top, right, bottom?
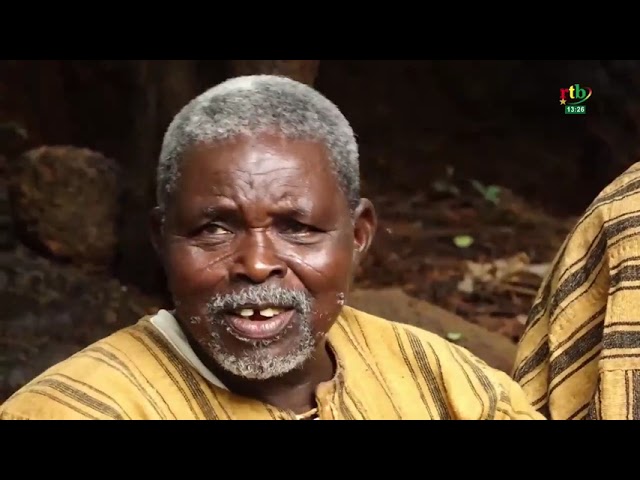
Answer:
149, 309, 228, 391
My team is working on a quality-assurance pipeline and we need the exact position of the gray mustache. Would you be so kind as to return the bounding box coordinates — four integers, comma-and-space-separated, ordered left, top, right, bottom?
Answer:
206, 284, 313, 315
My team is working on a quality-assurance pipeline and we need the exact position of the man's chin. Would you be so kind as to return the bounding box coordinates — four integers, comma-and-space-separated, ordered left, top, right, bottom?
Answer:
209, 342, 314, 381
205, 319, 316, 381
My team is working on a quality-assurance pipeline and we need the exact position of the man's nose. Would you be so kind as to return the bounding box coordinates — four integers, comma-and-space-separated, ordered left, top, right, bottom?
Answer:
229, 231, 287, 283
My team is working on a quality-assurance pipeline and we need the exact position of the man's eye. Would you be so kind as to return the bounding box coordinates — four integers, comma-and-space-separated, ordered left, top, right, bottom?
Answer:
279, 219, 319, 235
202, 223, 230, 235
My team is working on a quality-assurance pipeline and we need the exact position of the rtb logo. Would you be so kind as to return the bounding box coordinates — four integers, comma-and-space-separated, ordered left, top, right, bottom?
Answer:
560, 83, 592, 115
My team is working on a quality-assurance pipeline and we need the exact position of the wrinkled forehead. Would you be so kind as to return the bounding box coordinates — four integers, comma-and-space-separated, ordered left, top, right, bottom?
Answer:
171, 134, 348, 213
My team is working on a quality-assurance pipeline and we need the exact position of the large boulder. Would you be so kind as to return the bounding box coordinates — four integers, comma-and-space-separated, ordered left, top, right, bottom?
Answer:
7, 146, 121, 270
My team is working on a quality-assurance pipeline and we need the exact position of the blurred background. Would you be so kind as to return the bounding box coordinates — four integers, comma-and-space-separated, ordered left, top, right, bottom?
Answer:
2, 59, 639, 401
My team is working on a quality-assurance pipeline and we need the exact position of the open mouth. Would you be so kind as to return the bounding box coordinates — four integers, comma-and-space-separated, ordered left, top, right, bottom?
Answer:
224, 305, 296, 340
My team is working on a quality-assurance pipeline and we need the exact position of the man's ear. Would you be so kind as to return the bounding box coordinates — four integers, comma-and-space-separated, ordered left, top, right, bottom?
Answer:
149, 206, 164, 258
352, 198, 377, 264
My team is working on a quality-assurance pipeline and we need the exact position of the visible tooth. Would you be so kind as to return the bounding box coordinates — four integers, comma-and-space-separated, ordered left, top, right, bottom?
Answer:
238, 309, 254, 317
259, 308, 282, 318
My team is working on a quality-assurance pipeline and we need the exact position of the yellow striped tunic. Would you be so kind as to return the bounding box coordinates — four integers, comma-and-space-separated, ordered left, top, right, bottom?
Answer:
0, 306, 542, 420
514, 161, 640, 419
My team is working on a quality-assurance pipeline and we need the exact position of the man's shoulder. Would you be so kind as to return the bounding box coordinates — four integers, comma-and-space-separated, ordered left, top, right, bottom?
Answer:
0, 317, 161, 420
543, 161, 640, 286
584, 161, 640, 222
339, 305, 456, 352
339, 306, 506, 380
338, 306, 541, 419
597, 161, 640, 199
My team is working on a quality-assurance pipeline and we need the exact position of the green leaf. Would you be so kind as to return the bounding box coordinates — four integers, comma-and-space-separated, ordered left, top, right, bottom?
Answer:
484, 185, 501, 205
453, 235, 474, 248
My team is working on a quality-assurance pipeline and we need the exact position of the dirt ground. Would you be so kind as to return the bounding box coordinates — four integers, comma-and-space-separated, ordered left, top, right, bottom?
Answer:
356, 171, 573, 343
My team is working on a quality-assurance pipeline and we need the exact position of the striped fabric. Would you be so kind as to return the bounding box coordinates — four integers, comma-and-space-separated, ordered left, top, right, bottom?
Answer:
513, 161, 640, 419
0, 306, 543, 420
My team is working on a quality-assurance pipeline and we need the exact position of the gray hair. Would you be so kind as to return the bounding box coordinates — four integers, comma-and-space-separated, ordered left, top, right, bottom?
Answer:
156, 74, 360, 213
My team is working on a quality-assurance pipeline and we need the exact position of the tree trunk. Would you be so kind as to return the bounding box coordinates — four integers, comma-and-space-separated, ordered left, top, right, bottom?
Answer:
228, 60, 320, 86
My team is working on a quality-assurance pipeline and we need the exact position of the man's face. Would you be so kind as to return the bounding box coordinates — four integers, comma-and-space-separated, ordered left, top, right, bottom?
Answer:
153, 133, 375, 380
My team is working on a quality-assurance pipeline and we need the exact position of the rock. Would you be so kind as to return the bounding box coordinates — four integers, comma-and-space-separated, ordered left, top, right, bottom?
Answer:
7, 146, 121, 270
0, 246, 163, 402
347, 287, 517, 374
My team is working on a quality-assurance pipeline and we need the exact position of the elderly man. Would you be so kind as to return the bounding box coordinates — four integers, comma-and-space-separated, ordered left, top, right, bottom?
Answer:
0, 75, 543, 420
513, 161, 640, 419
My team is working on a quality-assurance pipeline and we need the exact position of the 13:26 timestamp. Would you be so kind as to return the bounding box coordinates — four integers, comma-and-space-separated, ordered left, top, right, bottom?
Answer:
565, 105, 586, 115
